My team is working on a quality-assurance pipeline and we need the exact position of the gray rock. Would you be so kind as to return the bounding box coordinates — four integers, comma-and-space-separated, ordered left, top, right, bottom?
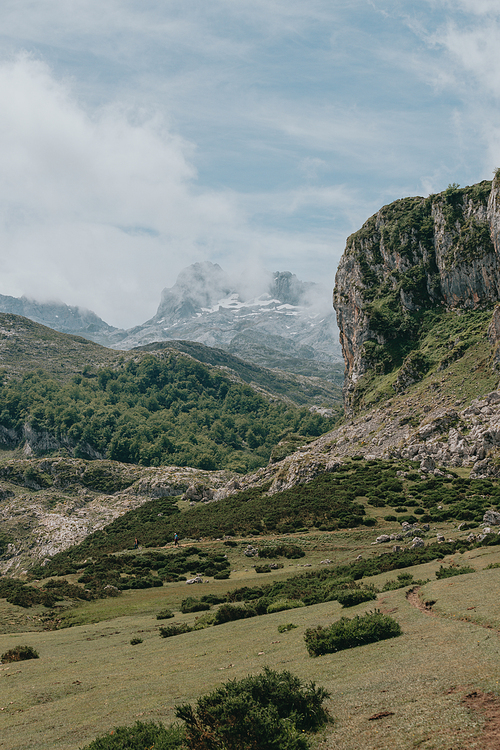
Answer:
375, 534, 391, 544
483, 509, 500, 525
410, 537, 425, 548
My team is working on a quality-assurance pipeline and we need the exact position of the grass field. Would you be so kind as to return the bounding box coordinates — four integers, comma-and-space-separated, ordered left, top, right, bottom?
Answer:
1, 523, 500, 750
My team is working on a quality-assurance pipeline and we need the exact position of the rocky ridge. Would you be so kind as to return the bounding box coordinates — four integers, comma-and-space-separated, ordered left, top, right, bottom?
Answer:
0, 459, 233, 575
333, 177, 500, 413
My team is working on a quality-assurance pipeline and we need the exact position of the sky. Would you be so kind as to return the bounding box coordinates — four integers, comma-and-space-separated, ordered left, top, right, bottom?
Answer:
0, 0, 500, 328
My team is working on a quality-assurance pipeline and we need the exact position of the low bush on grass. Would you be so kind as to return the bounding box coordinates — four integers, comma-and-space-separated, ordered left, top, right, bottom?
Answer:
213, 603, 257, 625
278, 623, 298, 633
159, 623, 193, 638
175, 667, 330, 750
80, 720, 186, 749
180, 597, 211, 614
267, 599, 306, 614
157, 608, 175, 620
255, 564, 272, 573
258, 544, 305, 559
0, 578, 58, 608
130, 637, 143, 645
336, 589, 377, 607
382, 572, 430, 590
435, 564, 475, 579
304, 610, 402, 657
192, 611, 216, 630
1, 644, 39, 663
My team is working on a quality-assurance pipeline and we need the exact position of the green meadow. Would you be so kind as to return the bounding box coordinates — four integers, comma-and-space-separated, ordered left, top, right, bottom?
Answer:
1, 522, 500, 750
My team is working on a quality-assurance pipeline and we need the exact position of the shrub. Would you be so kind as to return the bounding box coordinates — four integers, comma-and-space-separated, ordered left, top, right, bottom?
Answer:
130, 637, 143, 645
79, 720, 185, 749
382, 572, 429, 590
267, 599, 306, 614
336, 589, 377, 608
180, 597, 211, 614
192, 611, 216, 630
278, 623, 298, 633
156, 609, 175, 620
1, 644, 39, 663
255, 565, 272, 573
159, 623, 193, 638
175, 667, 330, 750
435, 564, 475, 579
213, 603, 257, 625
304, 610, 402, 656
213, 571, 230, 580
258, 544, 305, 559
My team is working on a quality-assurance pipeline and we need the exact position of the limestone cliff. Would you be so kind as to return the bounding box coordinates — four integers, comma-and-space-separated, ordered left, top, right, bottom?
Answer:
333, 175, 500, 413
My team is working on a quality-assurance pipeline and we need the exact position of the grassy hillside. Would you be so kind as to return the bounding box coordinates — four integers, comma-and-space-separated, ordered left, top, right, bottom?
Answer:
352, 307, 498, 413
2, 516, 500, 750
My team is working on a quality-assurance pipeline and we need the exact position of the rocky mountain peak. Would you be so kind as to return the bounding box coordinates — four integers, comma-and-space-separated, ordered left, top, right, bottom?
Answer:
154, 261, 233, 323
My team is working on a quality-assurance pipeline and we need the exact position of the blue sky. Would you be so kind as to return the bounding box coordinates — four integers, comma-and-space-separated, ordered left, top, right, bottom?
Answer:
0, 0, 499, 327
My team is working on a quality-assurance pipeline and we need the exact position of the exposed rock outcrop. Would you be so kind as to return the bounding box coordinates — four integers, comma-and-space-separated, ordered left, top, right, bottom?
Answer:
333, 178, 500, 414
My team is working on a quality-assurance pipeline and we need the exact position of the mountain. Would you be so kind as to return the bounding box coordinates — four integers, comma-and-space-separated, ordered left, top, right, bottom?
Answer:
0, 294, 117, 338
104, 263, 344, 380
0, 265, 344, 383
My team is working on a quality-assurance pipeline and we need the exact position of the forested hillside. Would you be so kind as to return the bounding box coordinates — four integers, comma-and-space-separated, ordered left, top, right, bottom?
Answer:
0, 352, 335, 473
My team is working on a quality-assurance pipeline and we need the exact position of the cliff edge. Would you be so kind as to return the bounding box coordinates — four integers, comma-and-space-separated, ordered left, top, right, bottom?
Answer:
333, 175, 500, 414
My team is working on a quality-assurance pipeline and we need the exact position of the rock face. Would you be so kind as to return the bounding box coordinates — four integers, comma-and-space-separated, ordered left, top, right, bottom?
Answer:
333, 178, 500, 413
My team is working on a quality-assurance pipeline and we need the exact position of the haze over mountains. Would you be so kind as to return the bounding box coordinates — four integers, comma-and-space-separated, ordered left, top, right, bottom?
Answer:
0, 262, 343, 382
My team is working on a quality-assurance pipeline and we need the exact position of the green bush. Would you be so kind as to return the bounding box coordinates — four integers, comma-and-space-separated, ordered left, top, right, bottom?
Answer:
336, 589, 377, 608
1, 644, 39, 663
130, 638, 143, 645
79, 720, 185, 749
304, 610, 402, 657
175, 667, 330, 750
435, 564, 475, 579
267, 599, 306, 614
159, 623, 193, 638
258, 544, 305, 559
255, 565, 272, 573
213, 603, 257, 625
180, 597, 211, 614
382, 572, 429, 590
277, 623, 298, 633
156, 609, 175, 620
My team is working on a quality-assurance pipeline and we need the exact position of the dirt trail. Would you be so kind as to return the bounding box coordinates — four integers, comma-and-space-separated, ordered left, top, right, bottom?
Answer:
407, 586, 500, 749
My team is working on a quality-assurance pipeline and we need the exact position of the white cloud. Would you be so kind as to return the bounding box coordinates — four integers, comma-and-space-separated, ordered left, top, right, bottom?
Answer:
0, 55, 250, 326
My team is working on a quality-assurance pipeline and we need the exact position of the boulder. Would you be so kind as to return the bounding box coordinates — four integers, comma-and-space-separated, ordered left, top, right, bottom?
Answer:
483, 509, 500, 525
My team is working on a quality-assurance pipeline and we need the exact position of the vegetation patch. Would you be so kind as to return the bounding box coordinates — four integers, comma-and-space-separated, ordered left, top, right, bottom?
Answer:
304, 610, 402, 656
0, 354, 336, 473
1, 644, 39, 663
176, 667, 330, 750
159, 623, 193, 638
80, 720, 186, 750
435, 564, 475, 579
337, 589, 377, 607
